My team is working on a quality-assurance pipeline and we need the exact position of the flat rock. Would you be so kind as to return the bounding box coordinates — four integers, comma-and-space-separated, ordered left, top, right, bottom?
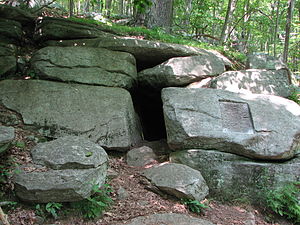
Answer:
34, 17, 114, 42
142, 163, 209, 201
138, 55, 225, 89
30, 46, 137, 89
170, 149, 300, 201
126, 146, 157, 167
31, 136, 108, 169
0, 44, 17, 77
119, 213, 215, 225
0, 19, 22, 44
162, 87, 300, 160
0, 80, 142, 150
211, 69, 292, 97
0, 126, 15, 155
246, 53, 287, 70
44, 36, 227, 68
14, 164, 107, 203
0, 5, 34, 25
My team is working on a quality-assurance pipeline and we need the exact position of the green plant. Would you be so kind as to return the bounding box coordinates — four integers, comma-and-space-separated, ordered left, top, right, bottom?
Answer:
71, 184, 113, 219
266, 182, 300, 223
35, 202, 63, 219
14, 141, 26, 149
288, 89, 300, 105
182, 198, 208, 214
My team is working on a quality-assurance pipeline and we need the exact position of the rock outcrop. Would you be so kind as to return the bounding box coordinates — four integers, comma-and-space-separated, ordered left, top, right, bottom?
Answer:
0, 126, 15, 155
170, 149, 300, 201
0, 80, 142, 150
14, 136, 108, 203
143, 163, 209, 201
31, 46, 137, 89
118, 213, 215, 225
138, 55, 225, 89
162, 87, 300, 160
211, 69, 292, 97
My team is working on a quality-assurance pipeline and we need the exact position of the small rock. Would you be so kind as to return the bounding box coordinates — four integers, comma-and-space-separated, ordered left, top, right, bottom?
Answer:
117, 187, 129, 200
126, 146, 157, 167
0, 126, 15, 155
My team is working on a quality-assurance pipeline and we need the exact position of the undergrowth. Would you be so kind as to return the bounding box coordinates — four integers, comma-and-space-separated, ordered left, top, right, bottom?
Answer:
182, 198, 208, 214
266, 182, 300, 223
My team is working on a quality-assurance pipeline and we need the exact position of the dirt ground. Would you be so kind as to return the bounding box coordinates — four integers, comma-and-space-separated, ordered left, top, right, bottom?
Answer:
1, 128, 295, 225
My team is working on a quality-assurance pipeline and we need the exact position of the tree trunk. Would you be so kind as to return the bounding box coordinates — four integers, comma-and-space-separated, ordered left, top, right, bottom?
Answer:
105, 0, 113, 17
69, 0, 74, 17
119, 0, 124, 14
273, 0, 280, 57
220, 0, 238, 44
144, 0, 174, 32
283, 0, 295, 63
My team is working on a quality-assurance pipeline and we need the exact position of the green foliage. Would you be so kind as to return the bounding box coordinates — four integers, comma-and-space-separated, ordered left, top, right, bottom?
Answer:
288, 89, 300, 105
71, 184, 113, 219
133, 0, 152, 13
14, 141, 26, 149
182, 198, 208, 214
35, 202, 63, 219
266, 182, 300, 223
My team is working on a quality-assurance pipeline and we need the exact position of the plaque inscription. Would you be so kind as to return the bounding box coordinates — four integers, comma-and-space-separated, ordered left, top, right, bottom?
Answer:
219, 101, 254, 134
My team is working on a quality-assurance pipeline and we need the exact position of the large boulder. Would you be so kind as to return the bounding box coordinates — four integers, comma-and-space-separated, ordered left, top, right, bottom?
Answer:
246, 53, 287, 70
170, 149, 300, 201
142, 163, 209, 201
0, 44, 17, 77
44, 36, 229, 68
0, 126, 15, 155
0, 5, 34, 25
162, 87, 300, 160
14, 136, 108, 203
0, 80, 142, 150
138, 55, 225, 89
118, 213, 215, 225
34, 17, 114, 42
30, 46, 137, 89
211, 69, 292, 97
0, 19, 22, 44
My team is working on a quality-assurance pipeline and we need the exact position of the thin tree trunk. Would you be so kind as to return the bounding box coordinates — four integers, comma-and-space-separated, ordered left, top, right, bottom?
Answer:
273, 0, 280, 57
283, 0, 295, 63
119, 0, 124, 14
220, 0, 238, 44
69, 0, 74, 17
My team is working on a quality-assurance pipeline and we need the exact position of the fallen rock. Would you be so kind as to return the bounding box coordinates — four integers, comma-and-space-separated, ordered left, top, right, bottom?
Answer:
118, 213, 215, 225
211, 69, 292, 97
142, 163, 209, 201
0, 5, 34, 25
14, 136, 108, 203
34, 17, 113, 42
138, 55, 225, 89
170, 149, 300, 202
0, 44, 17, 77
126, 146, 157, 167
0, 126, 15, 155
162, 87, 300, 160
0, 80, 142, 150
31, 136, 108, 169
44, 36, 225, 68
31, 46, 137, 89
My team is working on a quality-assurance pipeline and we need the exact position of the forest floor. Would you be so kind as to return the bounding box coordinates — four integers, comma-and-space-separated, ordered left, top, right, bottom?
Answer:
1, 128, 295, 225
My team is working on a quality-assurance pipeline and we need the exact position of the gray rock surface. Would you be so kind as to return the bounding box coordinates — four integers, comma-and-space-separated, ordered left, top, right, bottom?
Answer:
211, 69, 292, 97
31, 46, 137, 89
0, 19, 22, 44
0, 80, 142, 150
126, 146, 157, 167
44, 37, 226, 67
34, 17, 113, 42
31, 136, 108, 169
14, 136, 108, 203
0, 126, 15, 155
162, 87, 300, 160
119, 213, 215, 225
170, 149, 300, 201
246, 53, 287, 70
138, 55, 225, 89
0, 4, 34, 25
143, 163, 209, 201
0, 44, 16, 77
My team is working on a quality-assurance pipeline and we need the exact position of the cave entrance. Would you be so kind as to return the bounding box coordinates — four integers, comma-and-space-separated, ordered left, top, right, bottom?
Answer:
132, 88, 167, 141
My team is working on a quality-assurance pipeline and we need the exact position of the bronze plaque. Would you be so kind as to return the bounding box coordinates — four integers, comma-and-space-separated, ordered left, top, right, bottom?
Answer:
219, 101, 254, 134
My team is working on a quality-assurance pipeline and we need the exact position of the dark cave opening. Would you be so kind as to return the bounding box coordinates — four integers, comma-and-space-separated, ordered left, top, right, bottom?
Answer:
131, 87, 167, 141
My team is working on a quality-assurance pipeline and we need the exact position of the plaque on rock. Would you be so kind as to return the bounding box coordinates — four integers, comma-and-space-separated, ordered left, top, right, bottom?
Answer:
219, 101, 254, 134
